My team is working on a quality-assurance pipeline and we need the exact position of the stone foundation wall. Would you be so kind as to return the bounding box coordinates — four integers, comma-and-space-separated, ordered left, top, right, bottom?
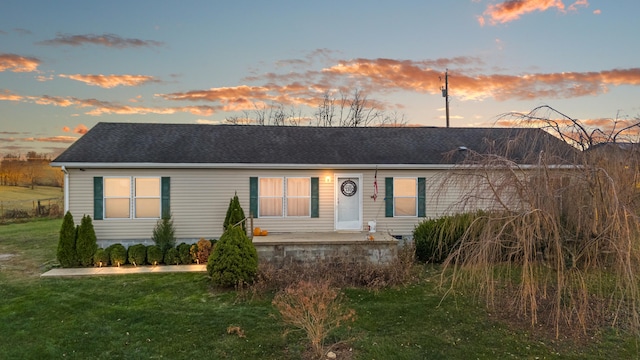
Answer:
254, 240, 398, 267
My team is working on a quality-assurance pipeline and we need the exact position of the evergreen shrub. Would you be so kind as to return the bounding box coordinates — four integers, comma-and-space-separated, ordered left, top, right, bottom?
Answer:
128, 244, 147, 266
108, 243, 127, 266
207, 226, 258, 287
147, 245, 163, 265
177, 243, 192, 264
152, 215, 176, 255
57, 211, 78, 268
164, 247, 180, 265
76, 215, 98, 267
93, 248, 110, 267
223, 193, 246, 233
413, 211, 485, 263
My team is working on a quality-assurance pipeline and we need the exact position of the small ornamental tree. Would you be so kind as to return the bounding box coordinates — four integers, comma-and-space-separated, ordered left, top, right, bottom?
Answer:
195, 238, 212, 264
207, 225, 258, 287
152, 214, 176, 255
57, 211, 78, 268
223, 193, 246, 233
76, 215, 98, 267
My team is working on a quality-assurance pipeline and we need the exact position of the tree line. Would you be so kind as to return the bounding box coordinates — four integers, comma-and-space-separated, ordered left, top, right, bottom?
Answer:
0, 151, 62, 188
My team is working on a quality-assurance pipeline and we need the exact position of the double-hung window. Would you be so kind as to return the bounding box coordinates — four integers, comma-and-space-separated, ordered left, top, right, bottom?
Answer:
134, 178, 161, 218
259, 177, 284, 217
394, 178, 417, 216
258, 177, 311, 217
104, 177, 131, 218
102, 177, 161, 219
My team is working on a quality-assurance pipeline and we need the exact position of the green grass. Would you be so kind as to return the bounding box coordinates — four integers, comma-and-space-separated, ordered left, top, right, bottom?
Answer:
0, 185, 63, 202
0, 219, 638, 359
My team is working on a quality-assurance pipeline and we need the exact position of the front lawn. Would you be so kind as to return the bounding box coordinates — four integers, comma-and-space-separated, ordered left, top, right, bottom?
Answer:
0, 219, 637, 359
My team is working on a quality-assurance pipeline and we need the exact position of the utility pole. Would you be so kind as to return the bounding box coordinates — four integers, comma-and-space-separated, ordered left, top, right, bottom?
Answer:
441, 69, 450, 128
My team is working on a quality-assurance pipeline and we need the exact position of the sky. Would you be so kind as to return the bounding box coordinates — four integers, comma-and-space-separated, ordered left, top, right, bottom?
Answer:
1, 0, 639, 158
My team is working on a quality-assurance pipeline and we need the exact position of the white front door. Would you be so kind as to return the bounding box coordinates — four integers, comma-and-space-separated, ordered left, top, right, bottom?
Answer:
335, 175, 362, 230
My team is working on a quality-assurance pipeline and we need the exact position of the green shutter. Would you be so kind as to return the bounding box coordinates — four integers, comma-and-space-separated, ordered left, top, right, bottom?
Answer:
418, 177, 426, 217
93, 177, 103, 220
161, 177, 170, 218
385, 177, 393, 217
249, 177, 258, 218
311, 177, 319, 218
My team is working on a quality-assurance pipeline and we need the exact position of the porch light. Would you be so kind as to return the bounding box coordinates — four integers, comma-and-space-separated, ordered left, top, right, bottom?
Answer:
325, 176, 331, 183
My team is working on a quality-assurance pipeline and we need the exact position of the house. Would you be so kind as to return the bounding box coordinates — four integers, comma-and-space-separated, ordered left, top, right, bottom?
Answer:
51, 122, 576, 262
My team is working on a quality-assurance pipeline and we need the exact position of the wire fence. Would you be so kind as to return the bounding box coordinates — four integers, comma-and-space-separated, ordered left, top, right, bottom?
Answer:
0, 197, 64, 221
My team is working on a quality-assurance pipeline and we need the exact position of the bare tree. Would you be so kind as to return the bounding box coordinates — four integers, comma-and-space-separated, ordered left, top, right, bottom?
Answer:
436, 107, 640, 337
226, 89, 395, 128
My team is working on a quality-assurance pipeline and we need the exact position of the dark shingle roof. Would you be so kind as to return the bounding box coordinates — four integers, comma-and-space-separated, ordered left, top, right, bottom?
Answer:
52, 122, 575, 166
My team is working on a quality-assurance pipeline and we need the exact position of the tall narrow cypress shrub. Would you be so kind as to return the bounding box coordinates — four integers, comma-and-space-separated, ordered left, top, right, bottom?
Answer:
223, 193, 246, 233
57, 211, 78, 267
76, 215, 98, 267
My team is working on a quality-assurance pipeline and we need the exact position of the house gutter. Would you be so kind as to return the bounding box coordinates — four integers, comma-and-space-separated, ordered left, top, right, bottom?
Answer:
50, 162, 579, 170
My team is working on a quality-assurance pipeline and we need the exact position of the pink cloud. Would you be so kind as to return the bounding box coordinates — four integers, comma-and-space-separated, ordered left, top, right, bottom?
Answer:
59, 74, 160, 88
0, 53, 40, 72
479, 0, 589, 26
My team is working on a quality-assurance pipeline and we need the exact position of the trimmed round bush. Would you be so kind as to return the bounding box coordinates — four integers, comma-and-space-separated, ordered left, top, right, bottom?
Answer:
147, 245, 163, 265
177, 243, 192, 264
108, 243, 127, 266
207, 226, 258, 287
128, 244, 147, 266
164, 247, 180, 265
196, 238, 212, 264
93, 248, 110, 267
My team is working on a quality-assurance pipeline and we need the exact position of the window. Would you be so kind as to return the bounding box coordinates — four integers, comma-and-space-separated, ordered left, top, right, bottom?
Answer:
286, 177, 310, 216
103, 177, 161, 219
104, 177, 131, 218
394, 178, 417, 216
258, 177, 311, 217
135, 178, 161, 218
259, 178, 283, 217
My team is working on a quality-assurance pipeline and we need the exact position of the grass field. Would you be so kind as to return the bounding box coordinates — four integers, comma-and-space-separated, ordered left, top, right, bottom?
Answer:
0, 185, 63, 201
0, 185, 63, 220
0, 219, 637, 359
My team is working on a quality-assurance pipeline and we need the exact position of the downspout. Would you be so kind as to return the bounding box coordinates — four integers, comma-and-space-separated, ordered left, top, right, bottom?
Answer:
61, 166, 69, 213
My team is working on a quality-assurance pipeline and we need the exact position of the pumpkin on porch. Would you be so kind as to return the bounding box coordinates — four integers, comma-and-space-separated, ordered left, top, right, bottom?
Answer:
253, 227, 262, 236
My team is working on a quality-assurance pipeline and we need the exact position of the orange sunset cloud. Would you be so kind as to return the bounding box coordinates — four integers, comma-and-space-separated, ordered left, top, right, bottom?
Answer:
479, 0, 589, 26
0, 53, 40, 72
59, 74, 160, 88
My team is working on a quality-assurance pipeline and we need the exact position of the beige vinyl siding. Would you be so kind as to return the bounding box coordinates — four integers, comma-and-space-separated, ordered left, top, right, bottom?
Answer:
67, 168, 337, 241
66, 166, 491, 243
